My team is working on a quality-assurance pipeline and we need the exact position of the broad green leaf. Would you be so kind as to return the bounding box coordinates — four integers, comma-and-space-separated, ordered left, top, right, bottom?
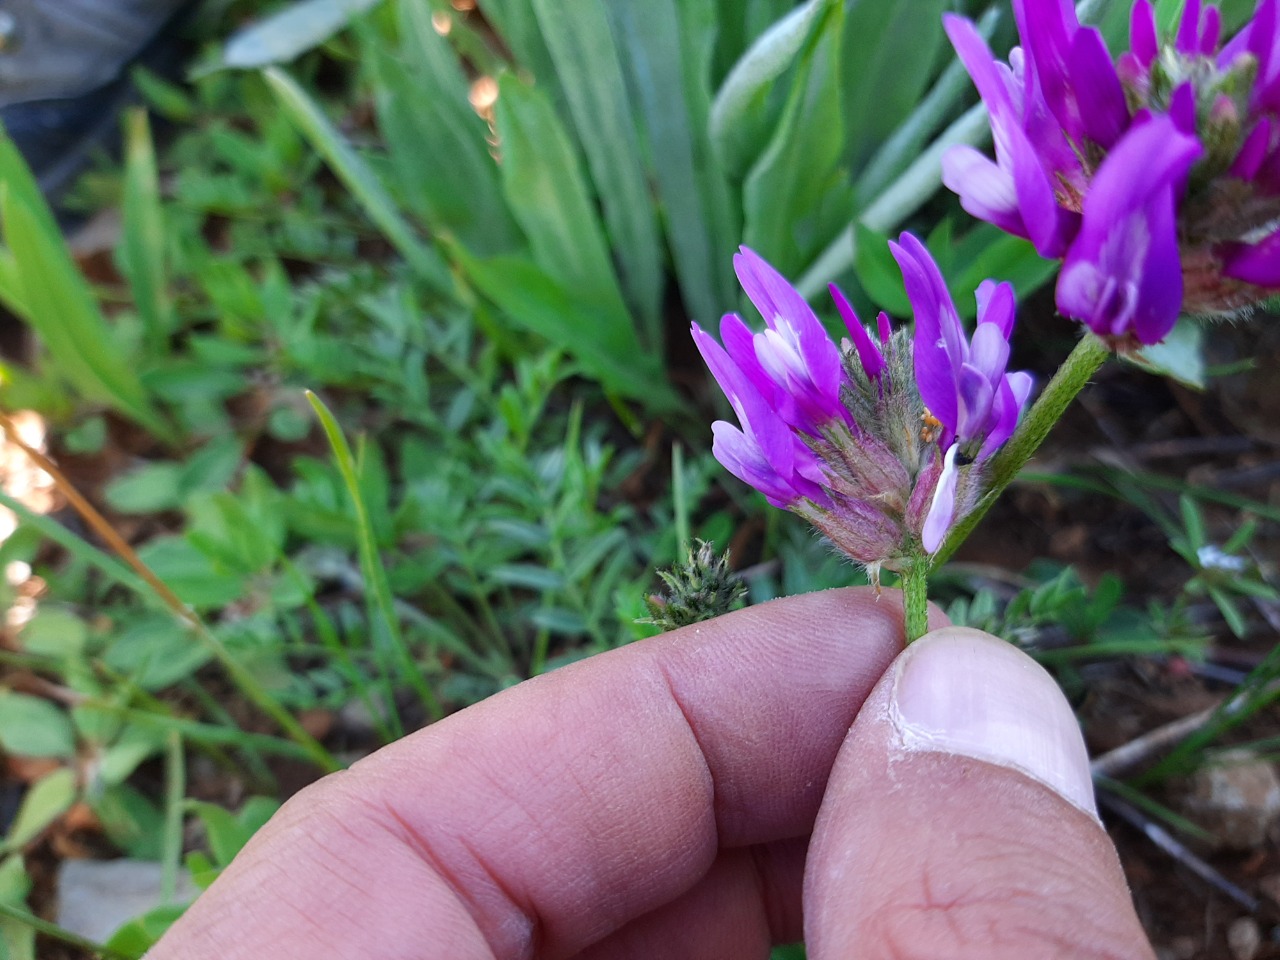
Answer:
948, 226, 1058, 318
611, 0, 739, 327
104, 904, 188, 956
90, 783, 164, 859
742, 1, 850, 275
119, 108, 173, 358
1127, 317, 1206, 389
367, 1, 517, 254
472, 0, 560, 98
0, 693, 75, 759
852, 222, 911, 317
222, 0, 381, 68
710, 0, 831, 177
490, 77, 633, 333
454, 250, 677, 409
103, 615, 214, 690
0, 152, 171, 438
105, 462, 184, 515
530, 0, 664, 347
842, 0, 948, 174
3, 768, 76, 852
19, 607, 88, 660
262, 67, 455, 297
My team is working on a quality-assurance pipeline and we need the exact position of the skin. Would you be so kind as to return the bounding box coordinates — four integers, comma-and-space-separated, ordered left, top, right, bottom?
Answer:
149, 587, 1155, 960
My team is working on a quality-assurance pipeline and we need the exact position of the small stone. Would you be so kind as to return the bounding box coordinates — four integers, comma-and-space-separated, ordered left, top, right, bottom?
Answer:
1228, 917, 1262, 960
57, 859, 199, 943
1177, 751, 1280, 850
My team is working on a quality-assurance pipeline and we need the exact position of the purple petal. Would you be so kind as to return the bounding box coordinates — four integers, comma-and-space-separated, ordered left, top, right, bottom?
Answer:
1169, 82, 1197, 136
830, 283, 885, 380
957, 364, 997, 441
1013, 0, 1083, 140
975, 280, 1017, 338
718, 314, 778, 410
734, 247, 822, 343
876, 311, 893, 345
1221, 229, 1280, 285
892, 233, 961, 431
967, 322, 1012, 385
941, 146, 1028, 238
980, 372, 1034, 458
1130, 0, 1158, 66
1176, 0, 1202, 53
922, 445, 961, 554
1201, 4, 1221, 53
1068, 27, 1129, 148
1231, 119, 1273, 180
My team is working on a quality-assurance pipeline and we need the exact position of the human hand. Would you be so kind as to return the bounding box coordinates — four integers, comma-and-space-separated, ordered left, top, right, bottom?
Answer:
148, 588, 1154, 959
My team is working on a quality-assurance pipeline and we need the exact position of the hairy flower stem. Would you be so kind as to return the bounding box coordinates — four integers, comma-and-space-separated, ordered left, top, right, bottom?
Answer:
902, 563, 931, 644
930, 332, 1111, 568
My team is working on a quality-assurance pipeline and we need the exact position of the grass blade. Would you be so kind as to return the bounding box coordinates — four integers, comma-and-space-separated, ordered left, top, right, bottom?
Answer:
262, 66, 455, 298
529, 0, 665, 346
307, 391, 442, 726
611, 0, 738, 327
119, 108, 173, 358
0, 139, 173, 440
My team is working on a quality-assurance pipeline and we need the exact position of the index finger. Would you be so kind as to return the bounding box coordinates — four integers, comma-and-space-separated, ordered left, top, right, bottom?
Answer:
154, 587, 920, 960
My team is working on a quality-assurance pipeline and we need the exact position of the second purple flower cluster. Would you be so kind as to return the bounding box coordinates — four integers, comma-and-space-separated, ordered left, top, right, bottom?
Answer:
945, 0, 1280, 345
693, 236, 1031, 574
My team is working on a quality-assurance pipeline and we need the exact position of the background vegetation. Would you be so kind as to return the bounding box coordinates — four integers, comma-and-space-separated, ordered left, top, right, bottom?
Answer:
0, 0, 1275, 955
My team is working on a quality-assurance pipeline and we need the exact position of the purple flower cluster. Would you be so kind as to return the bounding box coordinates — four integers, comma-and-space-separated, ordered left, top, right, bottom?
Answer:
945, 0, 1280, 345
693, 239, 1031, 570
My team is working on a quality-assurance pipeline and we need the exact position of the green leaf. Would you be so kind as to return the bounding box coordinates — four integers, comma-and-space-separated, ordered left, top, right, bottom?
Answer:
948, 226, 1058, 318
742, 1, 850, 274
1126, 317, 1206, 389
710, 0, 830, 177
0, 693, 75, 759
3, 769, 76, 853
103, 615, 214, 690
610, 0, 739, 327
19, 607, 88, 660
453, 251, 676, 409
262, 67, 455, 297
368, 2, 518, 254
841, 0, 947, 174
529, 0, 664, 346
0, 143, 171, 439
490, 76, 633, 331
472, 0, 560, 97
103, 903, 187, 956
0, 856, 34, 960
222, 0, 381, 68
105, 463, 185, 515
118, 108, 172, 358
187, 797, 280, 867
852, 222, 910, 316
90, 784, 164, 860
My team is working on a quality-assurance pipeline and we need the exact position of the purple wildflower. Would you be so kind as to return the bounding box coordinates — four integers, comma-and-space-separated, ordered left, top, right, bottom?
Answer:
945, 0, 1280, 344
695, 240, 1032, 568
891, 233, 1033, 553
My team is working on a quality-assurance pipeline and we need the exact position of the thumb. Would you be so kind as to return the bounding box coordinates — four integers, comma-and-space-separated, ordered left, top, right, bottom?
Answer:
805, 627, 1155, 960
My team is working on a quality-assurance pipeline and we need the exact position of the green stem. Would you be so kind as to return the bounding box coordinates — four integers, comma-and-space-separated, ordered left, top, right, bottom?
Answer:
901, 564, 930, 644
930, 333, 1111, 569
0, 899, 136, 960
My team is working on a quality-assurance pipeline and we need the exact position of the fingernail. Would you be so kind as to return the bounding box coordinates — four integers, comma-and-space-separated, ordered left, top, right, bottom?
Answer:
889, 627, 1097, 818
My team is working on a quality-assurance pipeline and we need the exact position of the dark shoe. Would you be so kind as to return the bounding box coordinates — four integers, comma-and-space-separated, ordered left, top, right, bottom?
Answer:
0, 0, 192, 199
